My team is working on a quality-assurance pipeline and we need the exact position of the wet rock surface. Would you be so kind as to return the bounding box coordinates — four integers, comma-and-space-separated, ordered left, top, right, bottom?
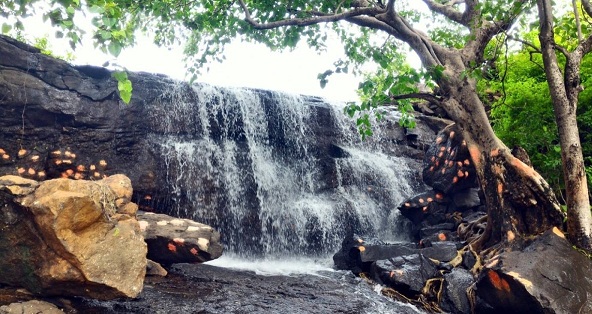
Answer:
68, 263, 424, 314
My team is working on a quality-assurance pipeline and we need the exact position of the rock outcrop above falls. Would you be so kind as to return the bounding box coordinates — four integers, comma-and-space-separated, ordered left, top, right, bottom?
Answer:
0, 34, 446, 255
0, 175, 146, 299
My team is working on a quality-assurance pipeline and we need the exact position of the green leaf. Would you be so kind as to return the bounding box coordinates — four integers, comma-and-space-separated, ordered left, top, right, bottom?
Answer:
89, 5, 105, 14
1, 23, 11, 34
108, 42, 122, 57
112, 71, 133, 104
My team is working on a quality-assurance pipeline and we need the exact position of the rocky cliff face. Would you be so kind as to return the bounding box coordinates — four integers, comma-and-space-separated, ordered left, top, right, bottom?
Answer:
0, 34, 448, 256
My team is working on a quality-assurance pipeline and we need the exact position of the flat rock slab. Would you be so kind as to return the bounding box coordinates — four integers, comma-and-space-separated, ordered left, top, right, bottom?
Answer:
475, 228, 592, 314
68, 263, 427, 314
137, 211, 223, 264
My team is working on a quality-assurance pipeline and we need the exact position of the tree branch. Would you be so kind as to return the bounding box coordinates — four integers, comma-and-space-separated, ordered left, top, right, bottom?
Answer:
391, 92, 443, 105
423, 0, 464, 25
582, 0, 592, 19
237, 0, 384, 29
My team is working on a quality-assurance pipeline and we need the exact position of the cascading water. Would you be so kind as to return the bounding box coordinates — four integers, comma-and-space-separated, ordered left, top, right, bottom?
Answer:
148, 82, 420, 258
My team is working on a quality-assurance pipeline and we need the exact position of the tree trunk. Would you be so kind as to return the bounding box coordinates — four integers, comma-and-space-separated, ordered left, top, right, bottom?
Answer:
438, 63, 565, 249
538, 0, 592, 251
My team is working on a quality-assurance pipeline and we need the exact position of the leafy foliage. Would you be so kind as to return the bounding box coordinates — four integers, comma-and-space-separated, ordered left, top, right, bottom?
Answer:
112, 71, 132, 104
484, 26, 592, 198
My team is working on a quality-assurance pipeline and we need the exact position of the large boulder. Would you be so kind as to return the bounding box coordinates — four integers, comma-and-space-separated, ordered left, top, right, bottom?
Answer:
371, 253, 439, 297
0, 175, 146, 299
474, 228, 592, 314
137, 211, 223, 264
332, 234, 416, 275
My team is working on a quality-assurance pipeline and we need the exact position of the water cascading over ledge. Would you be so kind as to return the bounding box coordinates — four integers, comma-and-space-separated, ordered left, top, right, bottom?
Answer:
145, 83, 420, 257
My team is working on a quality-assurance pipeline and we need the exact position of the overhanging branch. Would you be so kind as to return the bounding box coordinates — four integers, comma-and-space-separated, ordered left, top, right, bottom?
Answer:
237, 0, 384, 29
391, 92, 443, 105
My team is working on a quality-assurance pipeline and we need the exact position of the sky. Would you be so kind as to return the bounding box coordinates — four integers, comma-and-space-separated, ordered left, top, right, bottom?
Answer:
89, 35, 365, 102
6, 10, 368, 102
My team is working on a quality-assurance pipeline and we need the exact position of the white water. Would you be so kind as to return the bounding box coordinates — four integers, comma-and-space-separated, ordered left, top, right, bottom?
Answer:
150, 83, 418, 257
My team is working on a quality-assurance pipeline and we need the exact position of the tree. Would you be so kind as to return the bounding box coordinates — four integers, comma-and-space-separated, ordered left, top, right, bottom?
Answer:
3, 0, 586, 251
537, 0, 592, 250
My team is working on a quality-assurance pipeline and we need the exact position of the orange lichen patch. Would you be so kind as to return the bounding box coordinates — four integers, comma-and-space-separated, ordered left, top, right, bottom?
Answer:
488, 270, 510, 292
452, 176, 458, 184
30, 155, 40, 162
468, 146, 481, 168
492, 164, 504, 176
17, 149, 27, 157
490, 148, 501, 157
449, 131, 455, 139
90, 164, 96, 171
438, 233, 447, 241
17, 167, 25, 175
167, 243, 177, 253
510, 157, 538, 178
37, 171, 46, 179
76, 164, 86, 172
507, 230, 515, 242
497, 182, 503, 195
190, 247, 199, 255
358, 246, 366, 252
552, 227, 565, 238
27, 168, 35, 176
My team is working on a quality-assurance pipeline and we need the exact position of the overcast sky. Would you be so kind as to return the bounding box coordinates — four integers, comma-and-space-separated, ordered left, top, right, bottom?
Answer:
84, 34, 365, 102
6, 10, 366, 102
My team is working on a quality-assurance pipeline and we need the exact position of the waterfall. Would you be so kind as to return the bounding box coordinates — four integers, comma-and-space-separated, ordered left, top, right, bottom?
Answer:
148, 83, 419, 257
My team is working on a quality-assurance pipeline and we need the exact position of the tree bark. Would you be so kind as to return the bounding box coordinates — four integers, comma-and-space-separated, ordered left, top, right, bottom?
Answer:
436, 54, 565, 249
537, 0, 592, 251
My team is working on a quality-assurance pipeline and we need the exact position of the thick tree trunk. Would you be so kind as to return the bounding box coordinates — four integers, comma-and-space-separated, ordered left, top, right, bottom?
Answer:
538, 0, 592, 251
438, 65, 564, 249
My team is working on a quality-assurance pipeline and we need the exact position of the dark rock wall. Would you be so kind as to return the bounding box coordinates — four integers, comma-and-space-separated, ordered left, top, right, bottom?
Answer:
0, 34, 443, 256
